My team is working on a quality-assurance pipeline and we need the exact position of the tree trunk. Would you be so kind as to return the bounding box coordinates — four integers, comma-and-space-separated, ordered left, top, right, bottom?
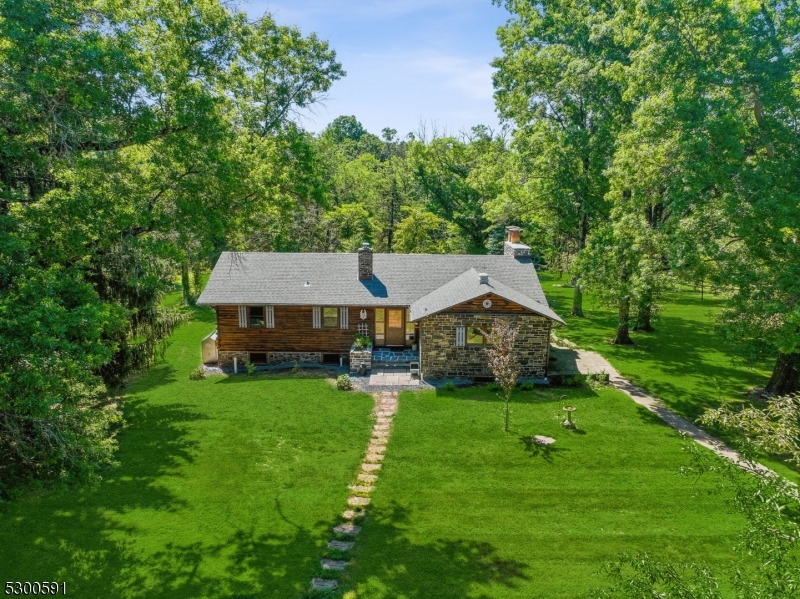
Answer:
192, 262, 204, 298
613, 297, 634, 345
632, 302, 654, 332
765, 352, 800, 395
571, 284, 584, 317
181, 260, 192, 305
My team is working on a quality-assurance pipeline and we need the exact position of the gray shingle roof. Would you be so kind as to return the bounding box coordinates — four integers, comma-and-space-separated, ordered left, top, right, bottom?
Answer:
197, 251, 562, 322
409, 269, 564, 324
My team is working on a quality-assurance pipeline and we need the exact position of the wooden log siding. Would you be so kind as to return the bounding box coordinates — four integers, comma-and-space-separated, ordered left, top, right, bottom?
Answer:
443, 293, 539, 315
216, 305, 374, 353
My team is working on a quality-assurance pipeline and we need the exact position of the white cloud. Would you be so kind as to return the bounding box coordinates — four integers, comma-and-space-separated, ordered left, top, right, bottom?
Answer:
409, 54, 495, 100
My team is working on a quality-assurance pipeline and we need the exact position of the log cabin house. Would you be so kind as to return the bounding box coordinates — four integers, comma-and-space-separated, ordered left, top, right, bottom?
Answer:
197, 227, 564, 380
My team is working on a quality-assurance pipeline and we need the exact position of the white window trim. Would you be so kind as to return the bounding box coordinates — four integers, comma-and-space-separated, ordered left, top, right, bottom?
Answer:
340, 307, 349, 329
238, 305, 247, 328
265, 305, 275, 328
312, 306, 321, 329
455, 326, 465, 347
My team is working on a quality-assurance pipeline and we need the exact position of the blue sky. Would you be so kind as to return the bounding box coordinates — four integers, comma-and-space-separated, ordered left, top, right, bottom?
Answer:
242, 0, 511, 137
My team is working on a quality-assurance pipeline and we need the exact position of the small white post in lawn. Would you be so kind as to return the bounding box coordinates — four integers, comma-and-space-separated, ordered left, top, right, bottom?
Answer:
234, 357, 238, 374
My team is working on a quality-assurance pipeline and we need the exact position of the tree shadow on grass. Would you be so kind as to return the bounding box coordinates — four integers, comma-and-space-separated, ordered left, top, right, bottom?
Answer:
0, 399, 326, 598
123, 362, 180, 395
349, 502, 529, 599
517, 435, 570, 462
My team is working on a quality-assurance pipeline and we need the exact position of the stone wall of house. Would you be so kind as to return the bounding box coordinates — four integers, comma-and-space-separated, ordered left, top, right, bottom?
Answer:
268, 352, 322, 365
218, 351, 249, 368
218, 350, 323, 367
419, 313, 552, 379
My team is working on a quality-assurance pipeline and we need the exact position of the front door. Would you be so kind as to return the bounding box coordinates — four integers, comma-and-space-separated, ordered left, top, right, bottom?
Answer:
386, 308, 405, 346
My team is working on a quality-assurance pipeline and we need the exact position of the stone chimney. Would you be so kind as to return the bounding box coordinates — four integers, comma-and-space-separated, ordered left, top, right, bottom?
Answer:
358, 242, 373, 280
504, 226, 531, 259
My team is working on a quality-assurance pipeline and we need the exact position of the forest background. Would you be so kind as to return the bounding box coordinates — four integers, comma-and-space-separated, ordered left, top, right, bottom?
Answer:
0, 0, 798, 494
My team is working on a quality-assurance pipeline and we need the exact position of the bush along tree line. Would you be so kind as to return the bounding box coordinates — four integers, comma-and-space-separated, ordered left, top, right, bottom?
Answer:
1, 0, 798, 493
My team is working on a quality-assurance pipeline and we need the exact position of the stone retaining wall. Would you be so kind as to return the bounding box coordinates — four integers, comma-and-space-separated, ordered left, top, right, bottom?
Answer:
350, 347, 372, 373
420, 313, 551, 379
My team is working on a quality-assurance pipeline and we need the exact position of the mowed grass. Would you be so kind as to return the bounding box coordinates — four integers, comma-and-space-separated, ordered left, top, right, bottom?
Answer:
0, 308, 374, 598
345, 387, 748, 599
540, 274, 772, 421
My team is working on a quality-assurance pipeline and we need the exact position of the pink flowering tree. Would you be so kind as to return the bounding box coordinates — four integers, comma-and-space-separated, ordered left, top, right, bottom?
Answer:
482, 318, 520, 432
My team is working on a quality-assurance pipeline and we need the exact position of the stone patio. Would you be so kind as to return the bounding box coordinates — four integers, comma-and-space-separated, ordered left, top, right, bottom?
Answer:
371, 348, 419, 364
368, 367, 420, 386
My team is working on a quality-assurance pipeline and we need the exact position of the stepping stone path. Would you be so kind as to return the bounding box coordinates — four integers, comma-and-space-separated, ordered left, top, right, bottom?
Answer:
328, 540, 354, 551
311, 578, 338, 591
333, 523, 361, 536
308, 391, 399, 593
321, 559, 348, 570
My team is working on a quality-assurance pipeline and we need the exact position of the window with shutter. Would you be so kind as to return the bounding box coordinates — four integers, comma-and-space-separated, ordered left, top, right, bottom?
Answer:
455, 326, 465, 347
249, 306, 265, 327
265, 305, 275, 328
323, 307, 338, 328
339, 307, 349, 329
238, 306, 247, 328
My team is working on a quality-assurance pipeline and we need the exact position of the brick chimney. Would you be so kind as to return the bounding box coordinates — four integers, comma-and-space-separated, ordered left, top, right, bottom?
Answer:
358, 242, 373, 280
504, 226, 531, 259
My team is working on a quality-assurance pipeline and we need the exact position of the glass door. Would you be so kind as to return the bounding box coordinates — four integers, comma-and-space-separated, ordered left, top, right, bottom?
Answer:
375, 309, 385, 346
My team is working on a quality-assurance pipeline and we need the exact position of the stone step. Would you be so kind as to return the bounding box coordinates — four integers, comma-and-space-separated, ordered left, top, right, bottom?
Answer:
365, 453, 384, 463
333, 523, 361, 536
321, 559, 348, 570
328, 540, 354, 551
349, 484, 374, 493
361, 463, 381, 472
348, 496, 370, 507
358, 473, 378, 483
373, 423, 391, 431
311, 578, 338, 590
342, 509, 362, 520
367, 444, 386, 453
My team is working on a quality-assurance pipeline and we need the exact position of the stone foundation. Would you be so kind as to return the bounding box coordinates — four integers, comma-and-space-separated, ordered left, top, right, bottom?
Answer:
219, 351, 323, 367
218, 351, 248, 367
420, 313, 552, 379
268, 352, 322, 365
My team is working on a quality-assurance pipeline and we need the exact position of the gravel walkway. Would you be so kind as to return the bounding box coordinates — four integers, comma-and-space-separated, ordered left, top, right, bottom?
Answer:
562, 343, 770, 473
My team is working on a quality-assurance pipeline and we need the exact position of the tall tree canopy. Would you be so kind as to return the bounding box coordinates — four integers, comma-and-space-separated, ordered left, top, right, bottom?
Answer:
0, 0, 343, 491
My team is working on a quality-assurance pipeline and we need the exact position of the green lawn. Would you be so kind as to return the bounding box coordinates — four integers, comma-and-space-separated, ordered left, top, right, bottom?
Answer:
345, 387, 748, 599
0, 309, 374, 598
540, 274, 772, 421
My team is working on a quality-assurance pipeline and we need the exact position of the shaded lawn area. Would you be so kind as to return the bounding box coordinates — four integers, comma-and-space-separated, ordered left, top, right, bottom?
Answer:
540, 274, 772, 422
0, 309, 374, 599
345, 387, 748, 599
